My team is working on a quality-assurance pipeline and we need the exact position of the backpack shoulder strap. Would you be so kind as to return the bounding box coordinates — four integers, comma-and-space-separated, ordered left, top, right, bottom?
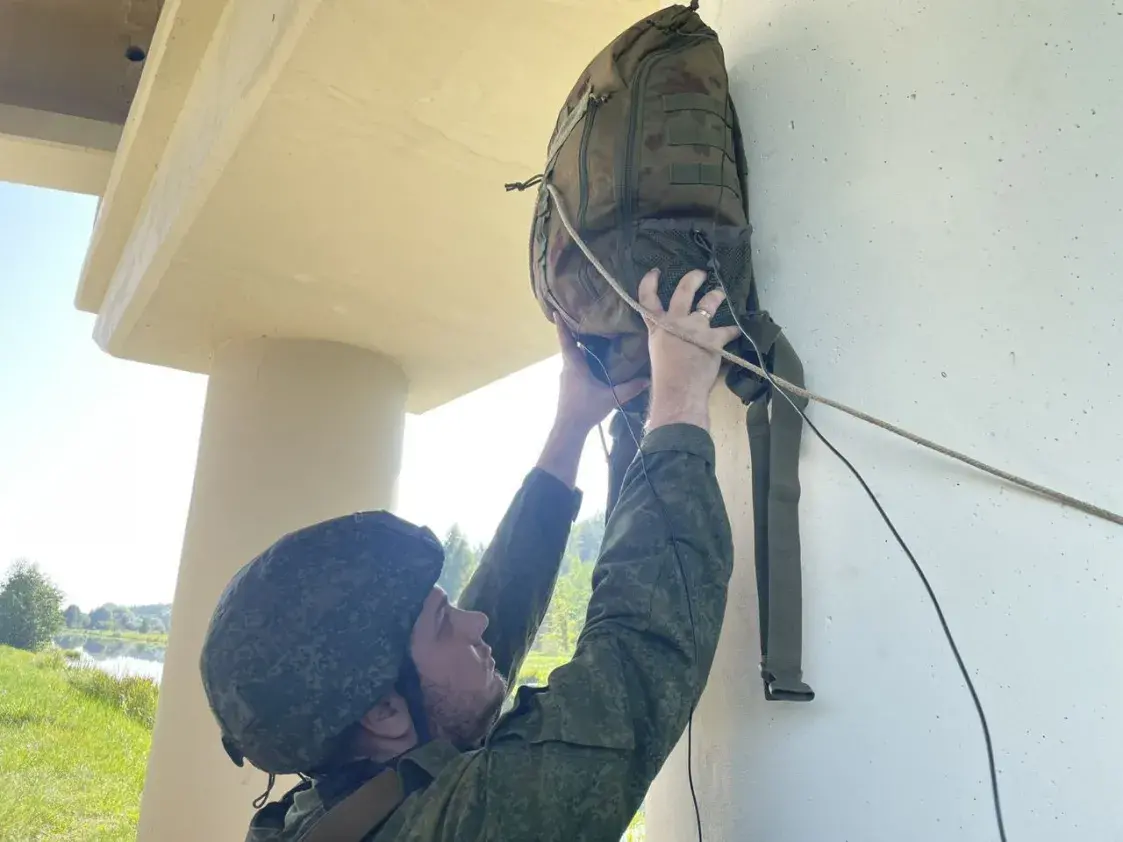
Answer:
606, 411, 640, 517
302, 769, 404, 842
747, 332, 815, 703
605, 394, 649, 519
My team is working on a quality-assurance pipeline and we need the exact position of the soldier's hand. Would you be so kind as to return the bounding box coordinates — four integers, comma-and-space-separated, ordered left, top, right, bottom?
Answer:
553, 317, 649, 433
639, 268, 739, 432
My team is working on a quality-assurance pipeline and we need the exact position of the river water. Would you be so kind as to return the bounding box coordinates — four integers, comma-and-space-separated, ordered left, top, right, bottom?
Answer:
54, 634, 165, 683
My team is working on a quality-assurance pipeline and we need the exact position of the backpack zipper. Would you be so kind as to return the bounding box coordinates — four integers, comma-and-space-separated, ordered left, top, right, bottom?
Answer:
572, 94, 608, 300
576, 94, 605, 231
619, 38, 691, 235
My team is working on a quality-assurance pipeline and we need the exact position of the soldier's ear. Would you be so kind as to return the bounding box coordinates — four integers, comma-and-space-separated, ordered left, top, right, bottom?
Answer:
359, 693, 413, 741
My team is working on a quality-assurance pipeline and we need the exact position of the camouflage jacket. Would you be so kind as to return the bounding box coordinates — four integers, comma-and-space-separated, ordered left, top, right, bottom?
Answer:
246, 424, 733, 842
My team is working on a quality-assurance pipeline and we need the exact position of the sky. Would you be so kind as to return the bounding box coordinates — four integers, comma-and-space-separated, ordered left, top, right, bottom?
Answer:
0, 181, 608, 610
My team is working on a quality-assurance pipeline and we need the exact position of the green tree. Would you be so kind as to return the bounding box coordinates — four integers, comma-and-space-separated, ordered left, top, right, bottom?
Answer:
0, 560, 65, 651
140, 617, 166, 634
112, 606, 140, 631
63, 604, 88, 629
89, 605, 113, 630
438, 525, 479, 602
564, 511, 606, 569
536, 556, 594, 657
130, 603, 172, 630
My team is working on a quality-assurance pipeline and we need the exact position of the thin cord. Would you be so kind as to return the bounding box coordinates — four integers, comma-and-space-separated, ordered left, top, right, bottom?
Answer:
715, 270, 1009, 841
812, 411, 1007, 839
705, 105, 999, 841
552, 76, 1012, 833
543, 184, 1123, 530
581, 341, 704, 842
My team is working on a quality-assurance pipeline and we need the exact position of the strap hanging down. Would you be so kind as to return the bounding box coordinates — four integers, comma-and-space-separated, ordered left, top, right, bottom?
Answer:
747, 332, 814, 702
605, 398, 648, 519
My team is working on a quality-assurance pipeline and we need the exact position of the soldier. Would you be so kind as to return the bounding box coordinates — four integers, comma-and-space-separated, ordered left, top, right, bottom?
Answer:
200, 269, 740, 841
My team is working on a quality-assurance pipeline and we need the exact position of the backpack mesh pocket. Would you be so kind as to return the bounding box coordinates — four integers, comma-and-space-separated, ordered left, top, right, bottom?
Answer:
627, 219, 754, 328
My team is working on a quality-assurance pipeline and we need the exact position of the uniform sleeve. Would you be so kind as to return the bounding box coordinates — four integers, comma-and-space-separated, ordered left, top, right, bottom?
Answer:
438, 423, 735, 842
456, 468, 582, 686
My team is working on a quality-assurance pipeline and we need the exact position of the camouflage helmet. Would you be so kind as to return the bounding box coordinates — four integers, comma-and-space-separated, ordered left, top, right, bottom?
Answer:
199, 510, 444, 774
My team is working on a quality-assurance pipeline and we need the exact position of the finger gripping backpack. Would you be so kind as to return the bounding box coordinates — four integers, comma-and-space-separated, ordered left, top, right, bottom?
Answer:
518, 3, 815, 703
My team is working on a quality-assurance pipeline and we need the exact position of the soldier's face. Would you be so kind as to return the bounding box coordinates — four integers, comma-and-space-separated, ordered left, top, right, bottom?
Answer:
409, 587, 507, 748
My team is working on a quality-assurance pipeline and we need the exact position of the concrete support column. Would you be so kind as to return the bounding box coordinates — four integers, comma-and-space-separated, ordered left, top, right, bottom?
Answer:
137, 338, 408, 842
646, 1, 1123, 840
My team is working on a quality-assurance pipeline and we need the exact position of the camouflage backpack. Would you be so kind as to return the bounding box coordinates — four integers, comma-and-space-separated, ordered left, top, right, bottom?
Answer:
515, 3, 815, 703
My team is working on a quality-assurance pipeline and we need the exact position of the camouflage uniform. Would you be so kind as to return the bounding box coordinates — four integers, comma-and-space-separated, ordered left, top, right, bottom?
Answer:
222, 423, 732, 842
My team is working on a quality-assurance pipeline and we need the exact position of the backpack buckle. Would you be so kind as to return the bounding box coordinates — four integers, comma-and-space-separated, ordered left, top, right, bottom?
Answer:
761, 666, 815, 703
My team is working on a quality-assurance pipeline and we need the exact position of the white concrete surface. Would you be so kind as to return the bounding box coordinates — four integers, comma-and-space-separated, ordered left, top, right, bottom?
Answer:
137, 338, 407, 842
76, 0, 231, 308
0, 104, 120, 195
647, 1, 1123, 840
77, 0, 662, 411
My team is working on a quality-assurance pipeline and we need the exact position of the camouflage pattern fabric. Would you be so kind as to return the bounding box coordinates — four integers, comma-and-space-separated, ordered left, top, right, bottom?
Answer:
529, 5, 759, 392
246, 423, 733, 842
200, 511, 445, 774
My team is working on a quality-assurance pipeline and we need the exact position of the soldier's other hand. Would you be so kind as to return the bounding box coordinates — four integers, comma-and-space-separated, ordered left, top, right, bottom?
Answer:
553, 317, 649, 433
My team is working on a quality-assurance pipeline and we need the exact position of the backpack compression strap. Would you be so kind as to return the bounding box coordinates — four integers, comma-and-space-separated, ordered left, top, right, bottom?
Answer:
302, 768, 404, 842
747, 332, 814, 702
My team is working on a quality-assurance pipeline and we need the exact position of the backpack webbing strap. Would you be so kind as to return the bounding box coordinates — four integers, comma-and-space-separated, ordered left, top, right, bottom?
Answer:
666, 120, 728, 150
303, 769, 404, 842
747, 332, 815, 703
668, 163, 742, 199
662, 92, 728, 120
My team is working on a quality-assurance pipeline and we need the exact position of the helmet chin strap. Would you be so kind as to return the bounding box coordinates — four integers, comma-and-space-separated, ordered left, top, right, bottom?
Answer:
396, 658, 432, 747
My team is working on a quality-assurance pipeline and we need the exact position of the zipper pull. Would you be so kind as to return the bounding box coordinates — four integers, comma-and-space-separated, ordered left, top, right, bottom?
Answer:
692, 229, 723, 277
505, 174, 544, 192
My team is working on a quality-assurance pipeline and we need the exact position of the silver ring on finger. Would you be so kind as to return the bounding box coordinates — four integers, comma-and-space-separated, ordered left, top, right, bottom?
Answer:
695, 307, 713, 321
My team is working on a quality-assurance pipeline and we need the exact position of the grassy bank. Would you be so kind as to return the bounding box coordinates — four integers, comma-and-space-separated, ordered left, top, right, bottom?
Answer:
0, 645, 641, 840
0, 646, 156, 841
60, 628, 169, 646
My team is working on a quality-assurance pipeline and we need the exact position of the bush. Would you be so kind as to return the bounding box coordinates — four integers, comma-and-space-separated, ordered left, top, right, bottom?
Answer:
33, 648, 67, 670
0, 559, 65, 651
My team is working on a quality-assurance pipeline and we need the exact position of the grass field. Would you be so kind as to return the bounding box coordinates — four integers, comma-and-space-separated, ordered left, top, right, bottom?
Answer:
0, 645, 644, 841
0, 646, 156, 841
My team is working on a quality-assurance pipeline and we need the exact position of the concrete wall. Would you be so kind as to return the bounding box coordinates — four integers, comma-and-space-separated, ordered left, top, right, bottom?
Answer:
647, 1, 1123, 839
0, 104, 120, 194
137, 338, 408, 842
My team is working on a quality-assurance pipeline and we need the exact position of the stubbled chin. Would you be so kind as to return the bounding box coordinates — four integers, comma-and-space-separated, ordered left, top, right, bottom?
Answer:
480, 687, 507, 733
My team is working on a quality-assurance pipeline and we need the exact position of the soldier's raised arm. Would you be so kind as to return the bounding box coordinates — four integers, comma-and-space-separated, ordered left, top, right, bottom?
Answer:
457, 318, 650, 688
423, 269, 742, 841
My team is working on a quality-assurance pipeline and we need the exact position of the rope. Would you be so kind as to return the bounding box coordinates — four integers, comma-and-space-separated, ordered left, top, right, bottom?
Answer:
544, 183, 1123, 528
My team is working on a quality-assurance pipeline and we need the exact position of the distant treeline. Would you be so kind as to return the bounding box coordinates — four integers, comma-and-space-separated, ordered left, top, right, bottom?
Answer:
440, 512, 607, 669
55, 511, 608, 648
62, 603, 172, 635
